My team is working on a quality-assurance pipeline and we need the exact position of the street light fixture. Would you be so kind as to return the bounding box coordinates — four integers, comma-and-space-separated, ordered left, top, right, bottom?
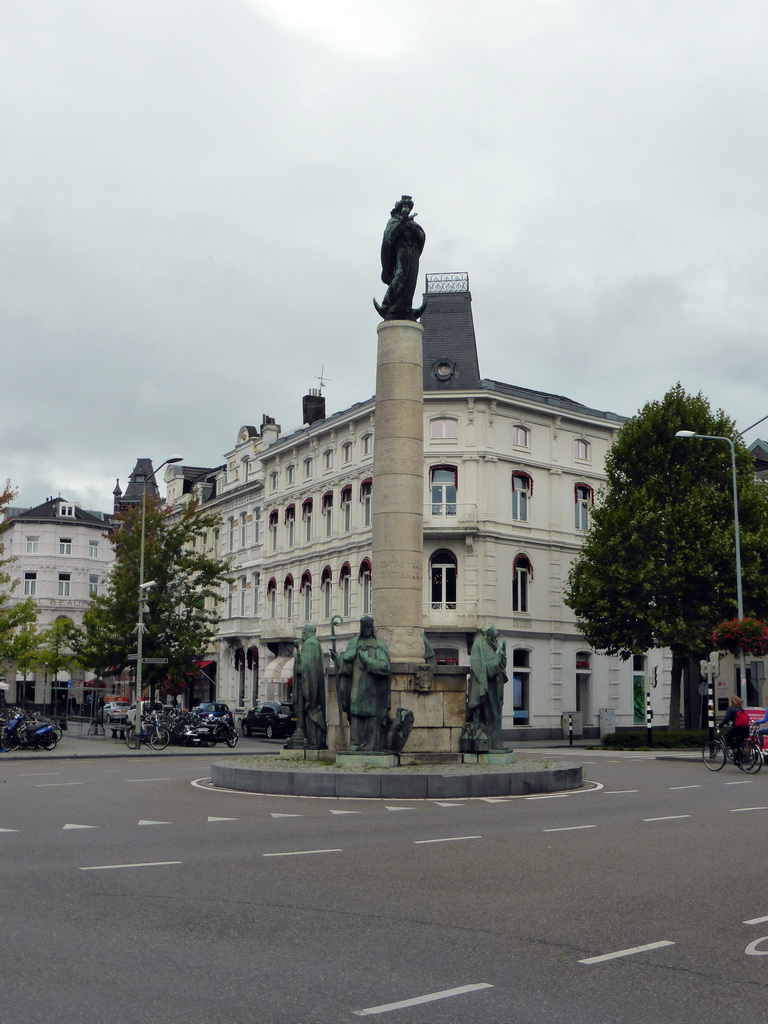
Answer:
674, 430, 747, 700
132, 455, 183, 749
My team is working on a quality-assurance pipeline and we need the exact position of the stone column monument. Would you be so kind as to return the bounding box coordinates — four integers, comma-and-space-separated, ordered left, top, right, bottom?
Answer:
372, 196, 426, 665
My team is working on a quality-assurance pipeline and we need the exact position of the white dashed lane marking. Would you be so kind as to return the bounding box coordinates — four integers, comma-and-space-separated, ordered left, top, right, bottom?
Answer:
579, 941, 675, 965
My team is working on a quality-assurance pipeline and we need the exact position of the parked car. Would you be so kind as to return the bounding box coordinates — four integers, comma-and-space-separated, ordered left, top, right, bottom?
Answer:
241, 702, 297, 739
102, 702, 130, 725
192, 702, 234, 727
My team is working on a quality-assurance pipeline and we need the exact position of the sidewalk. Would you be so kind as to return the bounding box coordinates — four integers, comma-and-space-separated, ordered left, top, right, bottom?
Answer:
0, 726, 273, 761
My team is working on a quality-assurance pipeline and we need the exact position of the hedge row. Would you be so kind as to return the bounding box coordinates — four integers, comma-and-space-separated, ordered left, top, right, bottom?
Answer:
601, 729, 708, 749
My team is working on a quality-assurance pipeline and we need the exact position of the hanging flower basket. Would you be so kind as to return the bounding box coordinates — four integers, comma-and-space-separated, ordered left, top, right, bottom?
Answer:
711, 617, 768, 657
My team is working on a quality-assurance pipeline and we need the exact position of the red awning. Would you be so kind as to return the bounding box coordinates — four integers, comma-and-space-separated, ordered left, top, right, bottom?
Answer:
196, 660, 214, 668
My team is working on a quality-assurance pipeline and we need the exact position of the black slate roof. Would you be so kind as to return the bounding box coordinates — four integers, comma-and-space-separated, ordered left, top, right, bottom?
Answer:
420, 276, 482, 392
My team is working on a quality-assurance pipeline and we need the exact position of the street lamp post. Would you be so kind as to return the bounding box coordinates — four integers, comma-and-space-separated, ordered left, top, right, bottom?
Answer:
674, 431, 747, 700
132, 456, 183, 750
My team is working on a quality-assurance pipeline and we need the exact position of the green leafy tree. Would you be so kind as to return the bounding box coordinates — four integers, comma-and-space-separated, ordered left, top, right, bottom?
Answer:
37, 616, 83, 712
0, 481, 38, 665
80, 498, 228, 700
564, 384, 768, 728
3, 622, 43, 702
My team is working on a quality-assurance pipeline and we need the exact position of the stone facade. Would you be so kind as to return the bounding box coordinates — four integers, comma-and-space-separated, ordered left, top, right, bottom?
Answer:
171, 274, 674, 737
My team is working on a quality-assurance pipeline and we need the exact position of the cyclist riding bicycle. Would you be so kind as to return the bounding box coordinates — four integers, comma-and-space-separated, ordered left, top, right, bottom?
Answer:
753, 703, 768, 750
720, 695, 750, 763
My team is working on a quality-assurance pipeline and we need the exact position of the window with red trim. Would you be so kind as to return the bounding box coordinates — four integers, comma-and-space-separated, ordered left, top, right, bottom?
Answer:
339, 563, 352, 617
359, 558, 372, 615
430, 466, 457, 516
511, 472, 532, 522
341, 486, 353, 532
430, 548, 457, 609
512, 555, 532, 613
574, 484, 593, 531
360, 479, 372, 527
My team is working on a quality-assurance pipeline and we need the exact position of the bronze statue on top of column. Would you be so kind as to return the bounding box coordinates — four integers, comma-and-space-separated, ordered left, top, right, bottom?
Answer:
374, 195, 427, 321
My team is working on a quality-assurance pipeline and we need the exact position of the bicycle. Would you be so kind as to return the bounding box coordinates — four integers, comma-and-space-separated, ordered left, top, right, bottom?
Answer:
124, 715, 170, 751
702, 726, 762, 774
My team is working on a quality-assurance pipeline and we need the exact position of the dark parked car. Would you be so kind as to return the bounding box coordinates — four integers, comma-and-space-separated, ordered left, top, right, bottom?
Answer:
241, 702, 296, 739
193, 702, 234, 727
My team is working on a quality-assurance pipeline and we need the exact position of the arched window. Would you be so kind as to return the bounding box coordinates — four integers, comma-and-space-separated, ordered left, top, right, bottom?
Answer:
267, 577, 277, 617
511, 472, 532, 522
359, 558, 372, 615
430, 466, 457, 516
512, 648, 531, 723
341, 485, 353, 532
303, 457, 314, 479
574, 438, 590, 461
430, 549, 457, 610
574, 484, 593, 531
430, 417, 458, 440
268, 509, 279, 552
339, 562, 352, 617
322, 490, 334, 537
576, 650, 591, 722
512, 424, 529, 447
361, 433, 373, 456
284, 574, 294, 621
302, 498, 313, 542
342, 441, 353, 464
284, 504, 296, 547
512, 554, 533, 613
321, 565, 333, 619
360, 478, 372, 527
300, 570, 312, 621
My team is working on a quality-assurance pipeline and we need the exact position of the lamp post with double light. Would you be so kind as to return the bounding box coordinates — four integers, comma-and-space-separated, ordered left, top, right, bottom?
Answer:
674, 431, 747, 700
131, 456, 183, 750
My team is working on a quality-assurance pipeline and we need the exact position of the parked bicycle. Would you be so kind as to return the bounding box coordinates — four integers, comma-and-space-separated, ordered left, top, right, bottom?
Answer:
124, 713, 171, 751
702, 726, 763, 773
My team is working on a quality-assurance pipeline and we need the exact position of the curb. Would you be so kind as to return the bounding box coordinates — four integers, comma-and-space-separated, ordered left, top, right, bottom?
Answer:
211, 759, 584, 799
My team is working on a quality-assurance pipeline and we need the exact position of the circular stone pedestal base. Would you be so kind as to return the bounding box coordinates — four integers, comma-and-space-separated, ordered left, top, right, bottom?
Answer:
211, 756, 583, 799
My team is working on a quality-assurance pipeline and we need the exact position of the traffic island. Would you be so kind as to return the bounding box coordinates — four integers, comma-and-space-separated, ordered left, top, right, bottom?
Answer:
210, 754, 583, 799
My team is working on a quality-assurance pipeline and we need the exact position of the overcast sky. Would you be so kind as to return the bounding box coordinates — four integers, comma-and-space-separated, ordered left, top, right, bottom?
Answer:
3, 0, 768, 512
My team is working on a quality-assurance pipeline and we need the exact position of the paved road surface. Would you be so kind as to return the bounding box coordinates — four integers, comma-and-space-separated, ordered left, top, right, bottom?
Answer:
1, 749, 766, 1023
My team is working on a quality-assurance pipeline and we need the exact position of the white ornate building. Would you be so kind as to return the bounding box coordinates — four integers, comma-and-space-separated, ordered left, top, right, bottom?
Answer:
169, 273, 672, 738
1, 496, 115, 704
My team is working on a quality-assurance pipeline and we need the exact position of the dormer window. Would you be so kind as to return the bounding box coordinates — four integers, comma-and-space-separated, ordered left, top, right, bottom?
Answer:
58, 503, 75, 517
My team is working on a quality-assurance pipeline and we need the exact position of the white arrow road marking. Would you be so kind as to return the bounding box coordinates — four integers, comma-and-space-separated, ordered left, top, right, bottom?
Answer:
434, 802, 465, 807
0, 828, 20, 833
208, 816, 239, 822
271, 813, 304, 818
385, 806, 415, 812
744, 915, 768, 925
137, 820, 171, 826
63, 824, 98, 830
330, 810, 360, 815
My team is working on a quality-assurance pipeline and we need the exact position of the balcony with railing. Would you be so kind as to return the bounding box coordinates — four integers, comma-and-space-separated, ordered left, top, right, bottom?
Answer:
423, 502, 478, 535
423, 601, 479, 628
258, 617, 300, 642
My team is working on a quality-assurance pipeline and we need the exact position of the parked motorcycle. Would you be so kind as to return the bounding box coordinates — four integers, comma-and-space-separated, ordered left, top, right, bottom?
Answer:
176, 712, 238, 748
1, 711, 58, 751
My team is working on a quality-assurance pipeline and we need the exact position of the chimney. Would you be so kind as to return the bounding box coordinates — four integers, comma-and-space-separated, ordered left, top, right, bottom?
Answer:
303, 388, 326, 426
